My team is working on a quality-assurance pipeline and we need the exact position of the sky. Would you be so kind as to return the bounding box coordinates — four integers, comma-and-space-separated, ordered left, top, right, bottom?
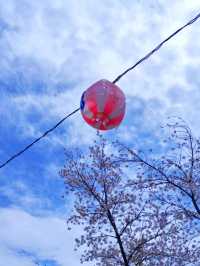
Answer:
0, 1, 200, 265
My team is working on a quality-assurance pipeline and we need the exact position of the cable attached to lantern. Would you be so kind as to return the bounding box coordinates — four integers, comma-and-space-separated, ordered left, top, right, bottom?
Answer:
0, 11, 200, 169
0, 108, 80, 169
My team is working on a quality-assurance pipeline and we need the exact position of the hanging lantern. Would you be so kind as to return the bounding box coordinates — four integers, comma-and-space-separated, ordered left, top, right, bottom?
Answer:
80, 79, 126, 130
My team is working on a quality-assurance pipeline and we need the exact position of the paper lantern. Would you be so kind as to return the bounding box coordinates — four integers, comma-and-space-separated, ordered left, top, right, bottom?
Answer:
80, 79, 126, 130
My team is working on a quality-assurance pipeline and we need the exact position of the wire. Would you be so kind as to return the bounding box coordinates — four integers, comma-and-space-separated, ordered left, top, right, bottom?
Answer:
113, 11, 200, 84
0, 108, 80, 169
1, 11, 200, 169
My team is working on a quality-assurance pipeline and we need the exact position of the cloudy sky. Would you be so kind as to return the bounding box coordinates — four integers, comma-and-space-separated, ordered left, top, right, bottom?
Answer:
0, 1, 200, 265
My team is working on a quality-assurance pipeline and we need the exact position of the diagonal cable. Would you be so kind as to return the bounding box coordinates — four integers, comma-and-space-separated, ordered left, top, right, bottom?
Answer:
113, 12, 200, 84
0, 108, 80, 169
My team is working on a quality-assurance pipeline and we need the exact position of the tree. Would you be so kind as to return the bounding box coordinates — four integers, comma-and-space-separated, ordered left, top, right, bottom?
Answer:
115, 119, 200, 264
118, 119, 200, 222
60, 133, 198, 266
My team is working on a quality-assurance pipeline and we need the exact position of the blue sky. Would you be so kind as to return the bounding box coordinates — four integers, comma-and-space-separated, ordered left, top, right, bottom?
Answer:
0, 1, 200, 265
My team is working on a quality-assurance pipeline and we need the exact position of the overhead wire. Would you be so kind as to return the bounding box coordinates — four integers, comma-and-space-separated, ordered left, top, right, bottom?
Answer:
0, 108, 80, 169
113, 11, 200, 84
0, 11, 200, 169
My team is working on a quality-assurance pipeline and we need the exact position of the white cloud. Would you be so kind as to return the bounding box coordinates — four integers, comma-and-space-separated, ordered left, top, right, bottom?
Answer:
0, 207, 92, 266
0, 245, 34, 266
0, 181, 53, 215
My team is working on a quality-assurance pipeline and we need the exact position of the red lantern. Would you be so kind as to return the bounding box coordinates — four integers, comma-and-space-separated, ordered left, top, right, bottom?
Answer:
80, 79, 126, 130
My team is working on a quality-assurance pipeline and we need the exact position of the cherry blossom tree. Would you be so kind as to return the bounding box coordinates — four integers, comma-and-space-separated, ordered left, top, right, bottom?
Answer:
118, 119, 200, 222
60, 131, 199, 266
